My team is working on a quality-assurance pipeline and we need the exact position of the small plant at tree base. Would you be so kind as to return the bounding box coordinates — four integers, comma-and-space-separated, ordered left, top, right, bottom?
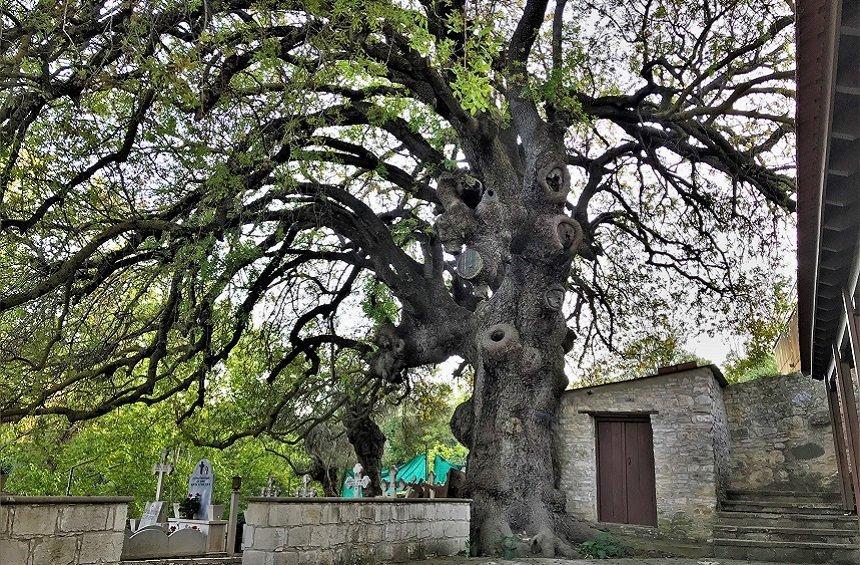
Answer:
178, 493, 201, 519
497, 534, 520, 559
578, 533, 630, 559
0, 460, 12, 476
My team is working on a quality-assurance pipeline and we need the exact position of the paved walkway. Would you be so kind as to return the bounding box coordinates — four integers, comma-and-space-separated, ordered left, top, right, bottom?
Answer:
419, 559, 777, 565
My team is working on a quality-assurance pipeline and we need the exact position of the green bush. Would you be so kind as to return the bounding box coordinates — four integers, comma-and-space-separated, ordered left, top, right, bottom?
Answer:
579, 533, 629, 558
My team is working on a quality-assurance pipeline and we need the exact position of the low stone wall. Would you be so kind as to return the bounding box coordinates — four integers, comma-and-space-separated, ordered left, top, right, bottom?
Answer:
241, 497, 470, 565
0, 495, 130, 565
122, 558, 241, 565
558, 366, 728, 541
723, 372, 839, 492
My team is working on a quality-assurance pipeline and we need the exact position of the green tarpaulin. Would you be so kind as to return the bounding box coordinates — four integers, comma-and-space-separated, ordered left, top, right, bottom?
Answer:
432, 454, 457, 485
340, 453, 462, 497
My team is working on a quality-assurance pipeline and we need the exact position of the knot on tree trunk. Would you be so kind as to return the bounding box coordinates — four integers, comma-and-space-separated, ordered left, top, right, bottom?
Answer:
479, 323, 522, 364
369, 323, 406, 382
536, 215, 583, 258
437, 171, 485, 211
450, 398, 474, 447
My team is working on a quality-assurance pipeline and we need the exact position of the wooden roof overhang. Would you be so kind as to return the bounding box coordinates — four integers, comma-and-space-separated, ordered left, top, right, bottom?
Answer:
797, 0, 860, 379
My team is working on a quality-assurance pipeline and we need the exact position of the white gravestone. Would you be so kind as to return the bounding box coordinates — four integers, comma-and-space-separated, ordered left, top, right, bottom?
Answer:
139, 500, 166, 528
345, 463, 371, 498
386, 465, 398, 497
188, 459, 214, 520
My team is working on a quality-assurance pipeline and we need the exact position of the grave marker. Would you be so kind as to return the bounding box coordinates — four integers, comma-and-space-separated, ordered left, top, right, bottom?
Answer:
386, 465, 397, 497
345, 463, 371, 498
152, 447, 178, 501
188, 459, 214, 520
139, 501, 166, 528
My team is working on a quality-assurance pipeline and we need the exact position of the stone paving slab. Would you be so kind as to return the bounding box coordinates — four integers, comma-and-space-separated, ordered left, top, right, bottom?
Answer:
418, 558, 779, 565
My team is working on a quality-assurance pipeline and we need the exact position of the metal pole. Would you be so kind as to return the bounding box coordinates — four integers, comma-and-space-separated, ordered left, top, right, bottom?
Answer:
226, 475, 242, 555
65, 458, 96, 495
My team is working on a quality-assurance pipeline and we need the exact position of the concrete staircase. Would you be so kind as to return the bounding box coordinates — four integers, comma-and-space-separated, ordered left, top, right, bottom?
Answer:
713, 489, 860, 564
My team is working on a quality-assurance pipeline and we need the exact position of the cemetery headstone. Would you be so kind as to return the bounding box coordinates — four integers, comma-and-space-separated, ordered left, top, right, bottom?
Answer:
260, 475, 281, 497
387, 465, 397, 496
188, 459, 214, 520
139, 500, 166, 528
345, 463, 371, 498
299, 474, 312, 497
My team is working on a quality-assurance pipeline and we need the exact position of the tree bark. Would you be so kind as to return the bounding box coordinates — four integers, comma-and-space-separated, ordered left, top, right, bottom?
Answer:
308, 461, 342, 497
443, 121, 597, 555
345, 406, 385, 497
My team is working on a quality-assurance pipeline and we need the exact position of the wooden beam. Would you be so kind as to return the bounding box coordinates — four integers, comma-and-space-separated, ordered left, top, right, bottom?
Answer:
834, 345, 860, 514
827, 376, 855, 511
843, 290, 860, 375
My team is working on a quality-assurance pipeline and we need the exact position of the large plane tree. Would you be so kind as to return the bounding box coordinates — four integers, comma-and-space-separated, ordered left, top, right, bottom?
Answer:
0, 0, 794, 556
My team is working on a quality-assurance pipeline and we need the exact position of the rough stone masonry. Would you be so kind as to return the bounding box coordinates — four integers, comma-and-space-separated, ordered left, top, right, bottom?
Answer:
0, 495, 130, 565
241, 497, 470, 565
556, 367, 838, 543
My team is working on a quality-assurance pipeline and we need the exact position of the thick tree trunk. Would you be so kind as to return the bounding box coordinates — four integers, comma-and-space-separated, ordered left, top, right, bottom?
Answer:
308, 461, 341, 497
445, 131, 597, 555
345, 408, 385, 497
453, 261, 595, 556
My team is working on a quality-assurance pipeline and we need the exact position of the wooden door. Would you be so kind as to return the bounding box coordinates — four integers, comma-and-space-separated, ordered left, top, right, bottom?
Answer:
596, 416, 657, 526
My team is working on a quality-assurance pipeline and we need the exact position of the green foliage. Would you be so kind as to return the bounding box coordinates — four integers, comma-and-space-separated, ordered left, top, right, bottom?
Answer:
724, 281, 794, 383
0, 403, 300, 516
380, 379, 467, 468
577, 324, 705, 387
178, 493, 201, 518
578, 533, 630, 559
361, 277, 399, 326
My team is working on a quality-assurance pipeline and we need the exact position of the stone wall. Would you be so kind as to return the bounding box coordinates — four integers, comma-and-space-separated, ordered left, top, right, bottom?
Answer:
0, 495, 130, 565
241, 497, 469, 565
557, 366, 728, 541
723, 372, 839, 492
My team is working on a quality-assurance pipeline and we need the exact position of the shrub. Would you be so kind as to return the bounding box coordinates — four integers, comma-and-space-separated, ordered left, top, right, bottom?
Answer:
178, 493, 201, 519
579, 533, 630, 558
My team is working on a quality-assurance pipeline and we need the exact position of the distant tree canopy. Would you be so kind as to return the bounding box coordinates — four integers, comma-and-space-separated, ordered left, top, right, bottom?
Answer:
723, 280, 795, 383
0, 402, 303, 515
0, 0, 795, 556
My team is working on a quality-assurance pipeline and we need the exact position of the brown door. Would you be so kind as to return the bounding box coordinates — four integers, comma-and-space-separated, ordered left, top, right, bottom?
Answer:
596, 416, 657, 526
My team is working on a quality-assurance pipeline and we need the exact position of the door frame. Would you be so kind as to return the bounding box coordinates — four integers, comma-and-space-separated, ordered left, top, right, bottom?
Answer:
594, 413, 658, 527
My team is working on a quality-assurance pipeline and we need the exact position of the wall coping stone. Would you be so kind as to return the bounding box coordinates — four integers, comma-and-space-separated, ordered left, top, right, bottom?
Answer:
566, 364, 727, 393
0, 495, 133, 505
245, 496, 471, 504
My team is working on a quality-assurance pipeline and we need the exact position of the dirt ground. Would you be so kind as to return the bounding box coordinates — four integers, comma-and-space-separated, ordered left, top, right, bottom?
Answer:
416, 559, 779, 565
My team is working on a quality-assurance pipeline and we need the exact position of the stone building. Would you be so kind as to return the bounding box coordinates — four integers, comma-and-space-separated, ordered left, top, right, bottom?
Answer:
556, 363, 854, 563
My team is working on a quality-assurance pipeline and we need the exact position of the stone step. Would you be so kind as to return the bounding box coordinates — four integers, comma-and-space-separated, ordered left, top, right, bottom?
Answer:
714, 524, 860, 544
726, 488, 843, 504
717, 510, 859, 530
721, 499, 845, 514
712, 537, 859, 564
